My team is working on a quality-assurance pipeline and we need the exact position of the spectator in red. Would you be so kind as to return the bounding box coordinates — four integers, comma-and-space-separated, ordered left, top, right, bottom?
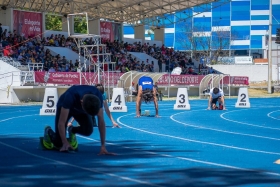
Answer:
3, 46, 11, 56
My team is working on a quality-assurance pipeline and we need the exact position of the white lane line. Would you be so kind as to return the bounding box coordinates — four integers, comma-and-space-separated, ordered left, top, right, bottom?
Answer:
267, 110, 280, 121
2, 114, 280, 179
0, 114, 40, 122
6, 133, 279, 177
170, 110, 280, 141
0, 142, 162, 187
0, 114, 163, 187
112, 113, 280, 176
220, 110, 280, 130
117, 113, 280, 156
0, 110, 39, 115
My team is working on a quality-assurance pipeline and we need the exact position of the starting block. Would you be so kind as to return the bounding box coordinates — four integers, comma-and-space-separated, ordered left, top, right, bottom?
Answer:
143, 110, 150, 116
174, 88, 190, 110
39, 88, 58, 115
235, 87, 250, 108
109, 88, 127, 112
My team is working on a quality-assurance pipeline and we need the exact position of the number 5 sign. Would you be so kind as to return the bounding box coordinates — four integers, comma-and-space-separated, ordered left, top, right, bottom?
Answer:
235, 87, 251, 108
109, 88, 127, 112
39, 88, 58, 115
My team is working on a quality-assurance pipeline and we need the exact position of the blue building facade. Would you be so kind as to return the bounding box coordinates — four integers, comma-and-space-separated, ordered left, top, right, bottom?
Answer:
123, 0, 280, 56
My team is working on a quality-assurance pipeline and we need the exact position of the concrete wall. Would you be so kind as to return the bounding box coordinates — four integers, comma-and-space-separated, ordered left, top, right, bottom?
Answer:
12, 86, 69, 102
0, 87, 20, 103
128, 52, 159, 72
123, 38, 162, 46
123, 38, 143, 44
7, 85, 240, 104
144, 40, 162, 47
0, 60, 21, 87
0, 8, 13, 32
209, 64, 279, 82
44, 46, 87, 63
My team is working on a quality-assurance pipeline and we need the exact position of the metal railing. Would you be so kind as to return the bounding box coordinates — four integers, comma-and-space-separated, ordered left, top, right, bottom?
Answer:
0, 56, 23, 68
0, 57, 44, 86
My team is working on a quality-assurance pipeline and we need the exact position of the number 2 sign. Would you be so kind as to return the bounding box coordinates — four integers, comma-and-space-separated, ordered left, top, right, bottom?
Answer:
235, 87, 251, 108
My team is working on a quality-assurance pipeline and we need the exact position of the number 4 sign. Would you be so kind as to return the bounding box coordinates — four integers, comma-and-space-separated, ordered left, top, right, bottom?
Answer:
109, 88, 127, 112
174, 88, 190, 110
39, 88, 58, 115
235, 87, 251, 108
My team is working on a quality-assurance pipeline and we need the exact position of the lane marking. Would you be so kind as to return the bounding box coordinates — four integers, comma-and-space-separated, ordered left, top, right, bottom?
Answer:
2, 105, 280, 180
80, 136, 280, 177
0, 114, 40, 122
170, 110, 280, 141
0, 114, 162, 187
117, 113, 280, 156
0, 110, 39, 116
220, 110, 280, 130
267, 110, 280, 121
0, 141, 162, 187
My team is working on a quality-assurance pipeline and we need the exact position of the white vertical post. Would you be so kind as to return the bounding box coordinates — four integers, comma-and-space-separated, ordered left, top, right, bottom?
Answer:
229, 75, 231, 99
42, 12, 46, 37
67, 16, 70, 36
268, 0, 273, 93
97, 42, 100, 83
107, 70, 110, 102
168, 72, 170, 99
85, 12, 89, 35
130, 71, 133, 102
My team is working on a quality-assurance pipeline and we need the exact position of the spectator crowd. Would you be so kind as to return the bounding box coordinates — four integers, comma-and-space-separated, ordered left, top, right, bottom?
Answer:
0, 23, 211, 75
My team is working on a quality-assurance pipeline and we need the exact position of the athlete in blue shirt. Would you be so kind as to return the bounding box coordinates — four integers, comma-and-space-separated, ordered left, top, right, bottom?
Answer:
43, 85, 113, 155
136, 76, 159, 117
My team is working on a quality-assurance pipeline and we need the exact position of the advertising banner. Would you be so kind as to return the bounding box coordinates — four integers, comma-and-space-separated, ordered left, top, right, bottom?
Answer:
13, 10, 42, 38
100, 21, 113, 42
234, 56, 253, 64
100, 21, 122, 42
34, 72, 122, 85
230, 76, 249, 85
157, 75, 204, 85
35, 72, 249, 86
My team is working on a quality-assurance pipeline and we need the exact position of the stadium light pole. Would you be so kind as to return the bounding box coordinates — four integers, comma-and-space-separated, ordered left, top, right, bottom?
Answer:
268, 0, 273, 94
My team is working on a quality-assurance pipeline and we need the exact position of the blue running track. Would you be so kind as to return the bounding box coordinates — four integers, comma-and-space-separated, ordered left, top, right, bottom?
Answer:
0, 98, 280, 187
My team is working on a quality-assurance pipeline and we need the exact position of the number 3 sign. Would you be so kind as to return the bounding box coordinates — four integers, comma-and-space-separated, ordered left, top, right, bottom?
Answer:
174, 88, 190, 110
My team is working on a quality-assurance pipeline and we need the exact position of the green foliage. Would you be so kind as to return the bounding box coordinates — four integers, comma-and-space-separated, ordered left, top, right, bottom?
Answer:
74, 17, 87, 34
45, 14, 88, 34
45, 14, 62, 31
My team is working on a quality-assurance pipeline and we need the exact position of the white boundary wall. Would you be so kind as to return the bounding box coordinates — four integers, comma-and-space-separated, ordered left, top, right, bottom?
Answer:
44, 46, 87, 63
144, 40, 162, 47
209, 64, 278, 82
0, 60, 21, 86
123, 38, 162, 46
128, 52, 159, 72
123, 38, 143, 44
0, 60, 21, 103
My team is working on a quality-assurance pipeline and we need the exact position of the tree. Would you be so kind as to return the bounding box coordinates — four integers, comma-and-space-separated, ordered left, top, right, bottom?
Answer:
176, 22, 236, 63
45, 14, 62, 31
211, 27, 235, 62
74, 17, 87, 34
176, 23, 202, 57
45, 14, 87, 34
